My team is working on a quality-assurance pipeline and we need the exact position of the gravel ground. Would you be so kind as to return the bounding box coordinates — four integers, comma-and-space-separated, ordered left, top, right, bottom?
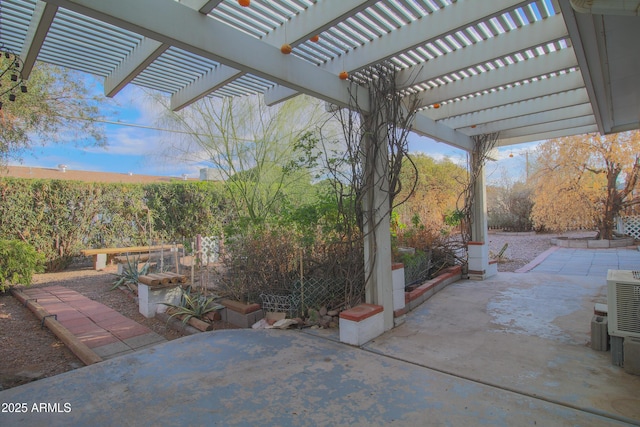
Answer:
0, 231, 597, 391
487, 230, 598, 272
487, 231, 552, 272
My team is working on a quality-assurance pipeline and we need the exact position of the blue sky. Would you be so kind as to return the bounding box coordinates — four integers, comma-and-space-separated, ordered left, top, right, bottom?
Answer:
10, 75, 539, 183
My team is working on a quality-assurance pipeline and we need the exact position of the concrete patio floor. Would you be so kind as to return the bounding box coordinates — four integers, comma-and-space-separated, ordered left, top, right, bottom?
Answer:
1, 247, 639, 426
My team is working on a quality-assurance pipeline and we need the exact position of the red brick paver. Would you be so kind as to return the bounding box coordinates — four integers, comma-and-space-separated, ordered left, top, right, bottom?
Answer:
21, 286, 165, 359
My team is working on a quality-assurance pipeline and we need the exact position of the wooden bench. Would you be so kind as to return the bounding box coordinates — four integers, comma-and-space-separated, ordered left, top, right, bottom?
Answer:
81, 245, 183, 270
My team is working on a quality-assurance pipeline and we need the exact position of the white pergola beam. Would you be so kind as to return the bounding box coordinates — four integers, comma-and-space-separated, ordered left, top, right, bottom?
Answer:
177, 0, 223, 14
464, 103, 595, 135
412, 113, 474, 152
264, 0, 378, 47
170, 65, 243, 110
264, 85, 300, 106
20, 1, 58, 79
334, 0, 531, 74
396, 14, 568, 90
497, 125, 599, 146
498, 115, 596, 140
104, 38, 168, 97
43, 0, 369, 111
413, 47, 578, 109
424, 71, 586, 120
441, 90, 591, 129
106, 0, 228, 101
266, 0, 531, 106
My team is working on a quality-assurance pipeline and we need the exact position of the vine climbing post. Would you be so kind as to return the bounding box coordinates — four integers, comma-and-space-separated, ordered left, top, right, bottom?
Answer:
461, 133, 499, 280
361, 109, 394, 330
327, 62, 418, 330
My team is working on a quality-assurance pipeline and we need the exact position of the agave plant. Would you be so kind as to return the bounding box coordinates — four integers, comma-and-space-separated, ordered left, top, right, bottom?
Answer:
111, 254, 150, 291
162, 287, 223, 325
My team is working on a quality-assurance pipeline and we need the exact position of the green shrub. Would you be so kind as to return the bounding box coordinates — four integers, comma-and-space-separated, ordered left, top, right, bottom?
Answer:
162, 287, 222, 325
0, 178, 228, 272
111, 255, 150, 292
0, 240, 44, 292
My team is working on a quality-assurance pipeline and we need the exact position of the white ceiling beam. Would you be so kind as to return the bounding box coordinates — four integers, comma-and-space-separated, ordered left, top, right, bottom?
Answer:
20, 1, 58, 79
569, 0, 640, 16
264, 1, 378, 106
412, 113, 474, 152
396, 14, 568, 91
264, 85, 301, 106
264, 0, 378, 47
170, 65, 243, 110
105, 0, 227, 101
266, 0, 531, 105
559, 0, 607, 133
332, 0, 531, 74
182, 0, 370, 108
441, 90, 591, 129
197, 0, 222, 14
463, 103, 594, 135
424, 71, 586, 120
498, 115, 596, 140
104, 38, 168, 97
177, 0, 223, 14
413, 47, 578, 109
497, 125, 598, 146
42, 0, 369, 111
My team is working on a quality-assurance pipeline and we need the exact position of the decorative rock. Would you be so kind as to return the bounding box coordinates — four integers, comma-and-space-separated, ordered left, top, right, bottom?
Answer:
307, 308, 319, 323
319, 306, 328, 316
327, 310, 339, 317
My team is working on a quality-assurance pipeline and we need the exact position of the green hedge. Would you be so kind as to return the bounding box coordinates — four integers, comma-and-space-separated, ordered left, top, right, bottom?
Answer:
0, 178, 226, 271
0, 239, 44, 291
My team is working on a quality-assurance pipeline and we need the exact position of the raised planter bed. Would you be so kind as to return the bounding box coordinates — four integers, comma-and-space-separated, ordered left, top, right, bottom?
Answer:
398, 265, 462, 317
220, 299, 264, 328
551, 236, 634, 248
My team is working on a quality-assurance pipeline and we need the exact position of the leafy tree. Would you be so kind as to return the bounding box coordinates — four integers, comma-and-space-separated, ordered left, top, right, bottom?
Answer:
487, 167, 535, 232
531, 131, 640, 239
394, 154, 467, 235
154, 94, 330, 225
0, 59, 109, 165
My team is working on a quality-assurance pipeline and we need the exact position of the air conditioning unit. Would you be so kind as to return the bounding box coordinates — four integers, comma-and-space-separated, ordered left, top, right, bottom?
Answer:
607, 270, 640, 338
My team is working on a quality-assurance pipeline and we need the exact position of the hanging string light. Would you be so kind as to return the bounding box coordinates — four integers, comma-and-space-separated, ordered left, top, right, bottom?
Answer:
1, 3, 28, 111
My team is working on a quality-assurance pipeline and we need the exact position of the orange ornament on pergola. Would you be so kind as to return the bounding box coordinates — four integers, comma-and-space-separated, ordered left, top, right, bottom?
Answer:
280, 44, 292, 54
238, 0, 250, 7
339, 71, 349, 80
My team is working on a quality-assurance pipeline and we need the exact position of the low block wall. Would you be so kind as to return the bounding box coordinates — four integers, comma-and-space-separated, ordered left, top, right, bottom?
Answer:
339, 304, 384, 346
551, 236, 634, 248
396, 265, 462, 318
220, 299, 264, 328
138, 283, 182, 318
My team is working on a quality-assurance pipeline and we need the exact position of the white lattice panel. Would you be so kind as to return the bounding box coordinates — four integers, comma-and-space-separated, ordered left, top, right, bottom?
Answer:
200, 236, 219, 265
620, 216, 640, 240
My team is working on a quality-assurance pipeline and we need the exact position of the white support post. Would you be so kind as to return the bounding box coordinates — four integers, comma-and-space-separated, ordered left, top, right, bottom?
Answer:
468, 152, 493, 279
362, 113, 394, 331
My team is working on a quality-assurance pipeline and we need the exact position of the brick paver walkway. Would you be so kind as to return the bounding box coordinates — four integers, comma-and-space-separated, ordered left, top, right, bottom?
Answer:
22, 286, 166, 360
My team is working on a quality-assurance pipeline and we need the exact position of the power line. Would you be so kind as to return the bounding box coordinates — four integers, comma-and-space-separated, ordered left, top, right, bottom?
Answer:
65, 116, 256, 141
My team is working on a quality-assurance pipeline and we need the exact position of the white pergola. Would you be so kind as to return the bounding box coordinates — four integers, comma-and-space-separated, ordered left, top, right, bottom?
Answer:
2, 0, 639, 329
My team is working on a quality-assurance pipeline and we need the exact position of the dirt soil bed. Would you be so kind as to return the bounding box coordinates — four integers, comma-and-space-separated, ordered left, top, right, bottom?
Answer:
0, 259, 235, 390
0, 232, 578, 391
